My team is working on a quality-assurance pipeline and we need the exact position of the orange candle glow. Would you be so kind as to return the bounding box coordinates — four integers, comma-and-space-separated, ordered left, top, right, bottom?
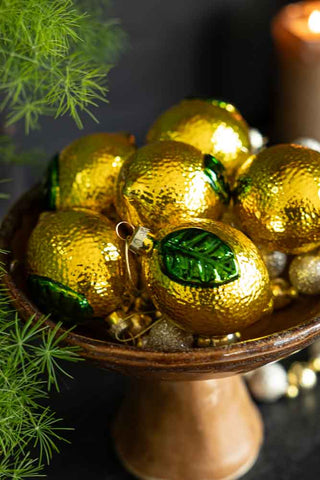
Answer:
272, 2, 320, 141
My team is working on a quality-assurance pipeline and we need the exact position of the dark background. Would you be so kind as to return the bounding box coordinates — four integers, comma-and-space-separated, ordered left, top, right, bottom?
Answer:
4, 1, 320, 479
4, 0, 297, 206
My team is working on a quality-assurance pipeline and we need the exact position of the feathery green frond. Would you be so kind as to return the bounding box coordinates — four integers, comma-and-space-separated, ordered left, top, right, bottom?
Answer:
0, 258, 81, 477
0, 0, 126, 132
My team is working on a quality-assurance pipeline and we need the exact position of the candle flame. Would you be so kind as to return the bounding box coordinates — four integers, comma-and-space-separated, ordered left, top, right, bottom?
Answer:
308, 10, 320, 33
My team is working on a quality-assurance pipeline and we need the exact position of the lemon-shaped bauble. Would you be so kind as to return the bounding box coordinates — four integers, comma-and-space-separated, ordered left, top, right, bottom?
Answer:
142, 219, 272, 336
115, 140, 230, 232
234, 144, 320, 254
146, 98, 251, 176
45, 132, 136, 213
26, 209, 137, 322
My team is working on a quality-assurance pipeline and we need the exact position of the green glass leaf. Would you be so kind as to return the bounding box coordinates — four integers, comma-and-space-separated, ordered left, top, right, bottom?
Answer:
203, 154, 230, 204
28, 275, 94, 323
42, 154, 59, 210
233, 175, 252, 202
160, 228, 239, 287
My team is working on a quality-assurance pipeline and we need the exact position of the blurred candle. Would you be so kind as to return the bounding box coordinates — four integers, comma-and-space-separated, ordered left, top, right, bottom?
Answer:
272, 2, 320, 142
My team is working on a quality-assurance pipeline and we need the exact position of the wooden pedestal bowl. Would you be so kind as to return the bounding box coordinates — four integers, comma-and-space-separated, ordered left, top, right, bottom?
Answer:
2, 186, 320, 480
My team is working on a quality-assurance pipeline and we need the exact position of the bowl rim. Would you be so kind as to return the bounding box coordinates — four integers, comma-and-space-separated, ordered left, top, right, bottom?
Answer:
2, 185, 320, 377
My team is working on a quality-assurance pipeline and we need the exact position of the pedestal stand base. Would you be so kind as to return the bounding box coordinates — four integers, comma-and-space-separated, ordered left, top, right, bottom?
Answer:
113, 375, 263, 480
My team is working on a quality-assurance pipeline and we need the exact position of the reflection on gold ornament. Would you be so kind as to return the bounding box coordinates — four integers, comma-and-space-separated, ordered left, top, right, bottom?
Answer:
234, 144, 320, 254
116, 141, 230, 232
289, 250, 320, 295
141, 219, 272, 336
146, 98, 251, 177
270, 278, 298, 310
45, 132, 136, 214
26, 209, 138, 322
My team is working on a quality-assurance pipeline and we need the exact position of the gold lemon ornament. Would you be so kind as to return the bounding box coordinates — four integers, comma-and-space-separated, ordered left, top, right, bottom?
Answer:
26, 209, 138, 323
146, 98, 251, 177
234, 144, 320, 254
115, 140, 230, 233
45, 132, 136, 214
140, 219, 273, 336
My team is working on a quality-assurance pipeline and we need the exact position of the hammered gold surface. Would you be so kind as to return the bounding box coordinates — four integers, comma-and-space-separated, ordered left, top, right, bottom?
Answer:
234, 144, 320, 254
26, 209, 137, 316
142, 219, 272, 336
146, 99, 251, 176
57, 132, 136, 213
115, 141, 228, 232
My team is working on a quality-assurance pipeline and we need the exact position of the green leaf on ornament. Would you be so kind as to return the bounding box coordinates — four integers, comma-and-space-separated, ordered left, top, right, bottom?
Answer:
203, 154, 230, 204
43, 154, 59, 210
28, 275, 93, 323
160, 227, 239, 287
233, 175, 252, 201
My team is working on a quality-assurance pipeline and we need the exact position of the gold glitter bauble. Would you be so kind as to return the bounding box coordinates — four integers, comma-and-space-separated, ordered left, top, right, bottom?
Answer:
46, 132, 136, 213
142, 219, 272, 336
289, 251, 320, 295
270, 278, 298, 310
26, 209, 137, 322
234, 144, 320, 254
146, 99, 251, 176
115, 141, 230, 232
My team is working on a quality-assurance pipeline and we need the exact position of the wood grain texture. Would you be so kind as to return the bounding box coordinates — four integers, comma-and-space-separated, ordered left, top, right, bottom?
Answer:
114, 376, 263, 480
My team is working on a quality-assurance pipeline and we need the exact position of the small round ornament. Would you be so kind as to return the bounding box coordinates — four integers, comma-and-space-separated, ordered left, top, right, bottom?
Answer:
146, 98, 251, 177
260, 249, 287, 279
116, 141, 230, 233
26, 209, 138, 322
289, 251, 320, 295
288, 362, 317, 391
140, 219, 272, 336
234, 144, 320, 254
246, 363, 288, 403
270, 278, 298, 310
44, 132, 136, 213
249, 128, 267, 154
141, 315, 194, 352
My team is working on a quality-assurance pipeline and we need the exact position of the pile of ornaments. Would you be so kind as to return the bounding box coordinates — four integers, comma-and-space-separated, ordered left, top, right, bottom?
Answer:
25, 98, 320, 358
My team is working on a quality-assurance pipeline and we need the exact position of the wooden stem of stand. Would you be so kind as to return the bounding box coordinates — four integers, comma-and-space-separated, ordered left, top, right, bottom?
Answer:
113, 375, 263, 480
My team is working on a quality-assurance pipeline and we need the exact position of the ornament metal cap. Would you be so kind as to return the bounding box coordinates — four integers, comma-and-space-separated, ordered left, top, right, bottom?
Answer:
115, 222, 154, 255
129, 226, 154, 254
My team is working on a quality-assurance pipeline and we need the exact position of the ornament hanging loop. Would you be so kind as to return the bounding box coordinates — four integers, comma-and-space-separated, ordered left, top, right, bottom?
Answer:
116, 222, 154, 295
124, 239, 139, 292
115, 222, 154, 255
116, 221, 135, 241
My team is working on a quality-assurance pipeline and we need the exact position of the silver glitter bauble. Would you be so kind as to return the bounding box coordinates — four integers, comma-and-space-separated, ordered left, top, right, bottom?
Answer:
143, 316, 194, 352
246, 363, 288, 402
261, 249, 288, 279
289, 252, 320, 295
249, 128, 267, 153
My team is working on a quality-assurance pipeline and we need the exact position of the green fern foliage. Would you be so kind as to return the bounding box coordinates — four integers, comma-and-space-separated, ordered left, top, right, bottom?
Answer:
0, 256, 81, 479
0, 0, 125, 133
